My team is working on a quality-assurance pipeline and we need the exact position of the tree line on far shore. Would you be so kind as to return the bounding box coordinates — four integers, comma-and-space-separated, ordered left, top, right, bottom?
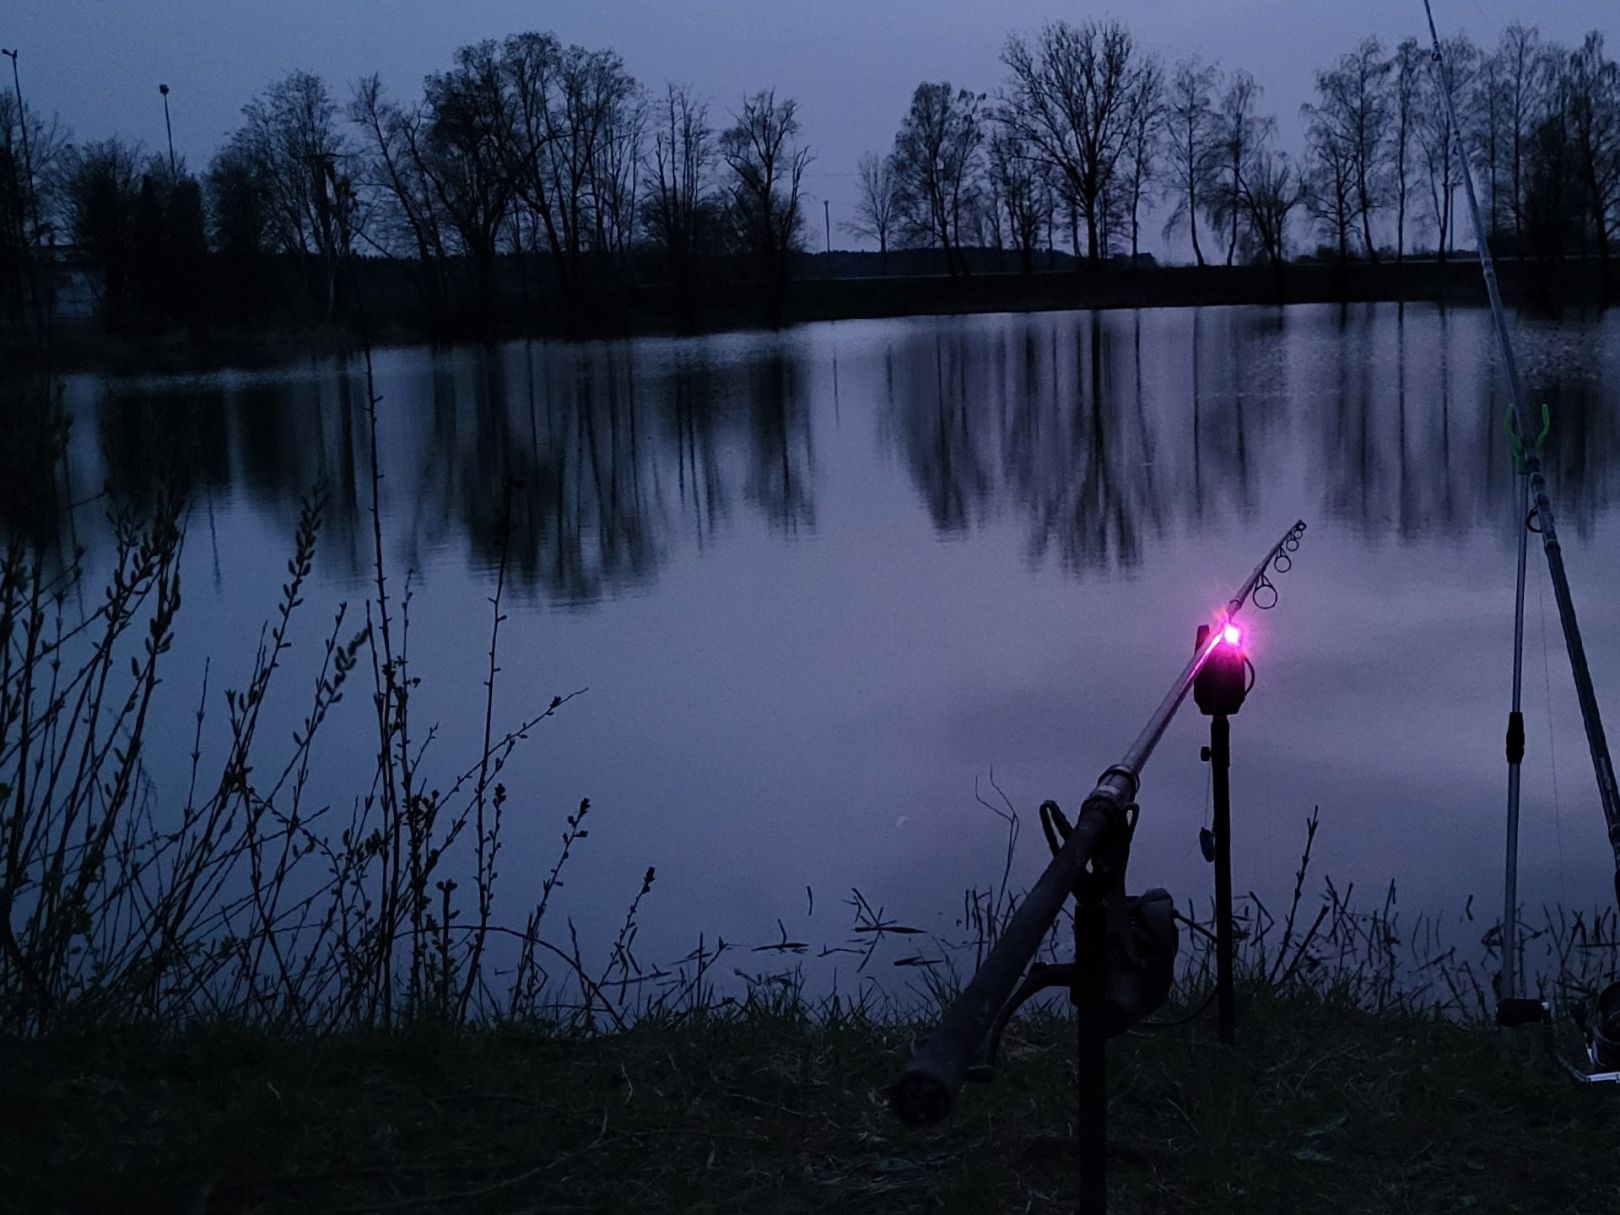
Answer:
853, 22, 1617, 276
0, 18, 1616, 339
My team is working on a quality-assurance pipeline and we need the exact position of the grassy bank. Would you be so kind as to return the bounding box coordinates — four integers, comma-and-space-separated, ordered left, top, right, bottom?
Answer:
3, 986, 1614, 1214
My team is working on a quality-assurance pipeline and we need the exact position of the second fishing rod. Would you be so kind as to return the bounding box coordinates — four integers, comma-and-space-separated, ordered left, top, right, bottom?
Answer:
1422, 0, 1620, 919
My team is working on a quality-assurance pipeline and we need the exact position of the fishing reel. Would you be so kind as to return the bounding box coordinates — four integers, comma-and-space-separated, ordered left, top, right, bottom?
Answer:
968, 799, 1179, 1081
1560, 981, 1620, 1081
1498, 980, 1620, 1084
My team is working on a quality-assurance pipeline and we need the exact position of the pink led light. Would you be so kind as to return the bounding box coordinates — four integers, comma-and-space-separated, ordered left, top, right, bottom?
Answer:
1222, 624, 1242, 646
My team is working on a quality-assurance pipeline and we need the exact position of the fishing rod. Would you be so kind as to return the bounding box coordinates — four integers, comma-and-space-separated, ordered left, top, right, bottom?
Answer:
891, 520, 1306, 1211
1421, 3, 1620, 1074
1421, 1, 1620, 912
1502, 467, 1530, 1003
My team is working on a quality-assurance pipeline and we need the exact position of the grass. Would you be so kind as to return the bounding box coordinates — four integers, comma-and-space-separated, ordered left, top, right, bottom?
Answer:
4, 985, 1619, 1214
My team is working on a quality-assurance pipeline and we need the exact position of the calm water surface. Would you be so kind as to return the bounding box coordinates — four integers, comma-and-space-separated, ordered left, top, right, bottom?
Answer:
46, 303, 1620, 980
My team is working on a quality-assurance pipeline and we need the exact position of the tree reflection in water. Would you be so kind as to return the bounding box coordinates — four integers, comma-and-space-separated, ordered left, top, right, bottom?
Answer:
879, 307, 1291, 575
18, 305, 1620, 605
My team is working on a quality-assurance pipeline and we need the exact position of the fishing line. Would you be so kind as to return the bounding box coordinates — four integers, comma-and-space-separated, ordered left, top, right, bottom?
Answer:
1140, 904, 1244, 1029
1135, 978, 1219, 1030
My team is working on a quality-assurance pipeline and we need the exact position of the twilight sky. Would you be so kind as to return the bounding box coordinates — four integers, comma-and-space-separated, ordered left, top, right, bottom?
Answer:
7, 1, 1620, 259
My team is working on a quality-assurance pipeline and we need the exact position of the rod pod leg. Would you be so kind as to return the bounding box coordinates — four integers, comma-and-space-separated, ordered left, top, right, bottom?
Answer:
1072, 874, 1109, 1214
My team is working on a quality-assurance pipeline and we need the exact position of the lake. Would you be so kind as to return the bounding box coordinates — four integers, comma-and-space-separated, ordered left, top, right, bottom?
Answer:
36, 301, 1620, 996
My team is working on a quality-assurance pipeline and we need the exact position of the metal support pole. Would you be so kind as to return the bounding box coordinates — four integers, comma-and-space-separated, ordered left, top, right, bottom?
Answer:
1210, 715, 1236, 1044
1073, 875, 1109, 1214
160, 84, 176, 177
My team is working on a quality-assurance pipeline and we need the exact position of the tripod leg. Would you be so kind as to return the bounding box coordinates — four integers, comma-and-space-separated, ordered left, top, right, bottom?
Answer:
1211, 714, 1236, 1045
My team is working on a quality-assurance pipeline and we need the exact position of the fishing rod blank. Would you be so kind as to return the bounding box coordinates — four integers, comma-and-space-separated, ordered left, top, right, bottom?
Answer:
1503, 470, 1530, 1002
891, 519, 1306, 1127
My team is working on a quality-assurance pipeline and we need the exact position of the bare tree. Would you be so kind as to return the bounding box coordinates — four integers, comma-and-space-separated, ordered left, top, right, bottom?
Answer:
220, 70, 357, 316
350, 75, 451, 320
1119, 56, 1164, 262
555, 45, 643, 261
1469, 47, 1509, 238
1207, 70, 1271, 265
0, 94, 33, 270
845, 150, 899, 270
63, 138, 143, 320
1057, 179, 1082, 255
0, 94, 65, 243
720, 89, 811, 322
1499, 23, 1549, 243
423, 41, 518, 320
1563, 32, 1620, 261
1521, 98, 1578, 261
1239, 149, 1304, 266
643, 84, 716, 299
974, 170, 1004, 254
1096, 177, 1122, 258
0, 96, 29, 309
1303, 38, 1389, 260
498, 32, 643, 309
593, 75, 646, 258
1163, 58, 1219, 266
498, 32, 567, 276
1387, 39, 1425, 260
1416, 33, 1479, 260
987, 128, 1050, 273
1000, 20, 1145, 261
0, 91, 67, 328
1304, 106, 1356, 259
890, 81, 985, 276
205, 137, 269, 257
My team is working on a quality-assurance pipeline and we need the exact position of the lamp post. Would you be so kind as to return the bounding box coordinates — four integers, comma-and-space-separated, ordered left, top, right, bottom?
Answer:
159, 84, 176, 176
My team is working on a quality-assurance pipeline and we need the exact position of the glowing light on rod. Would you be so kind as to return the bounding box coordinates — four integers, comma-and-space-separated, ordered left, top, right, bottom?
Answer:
1222, 624, 1242, 647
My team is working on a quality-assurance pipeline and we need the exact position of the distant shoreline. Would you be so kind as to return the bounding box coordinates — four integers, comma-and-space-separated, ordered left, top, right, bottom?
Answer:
6, 256, 1613, 377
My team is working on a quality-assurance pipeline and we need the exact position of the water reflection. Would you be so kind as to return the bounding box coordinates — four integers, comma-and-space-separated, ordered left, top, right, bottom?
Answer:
742, 353, 815, 533
22, 304, 1620, 601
